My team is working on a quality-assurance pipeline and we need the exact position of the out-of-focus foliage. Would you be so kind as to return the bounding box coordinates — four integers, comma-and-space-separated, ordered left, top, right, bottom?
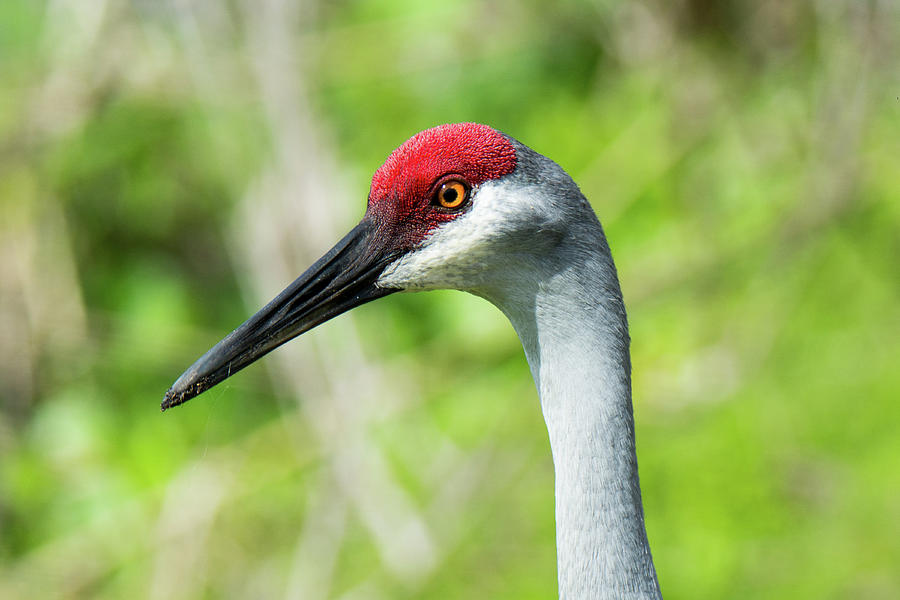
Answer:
1, 1, 898, 598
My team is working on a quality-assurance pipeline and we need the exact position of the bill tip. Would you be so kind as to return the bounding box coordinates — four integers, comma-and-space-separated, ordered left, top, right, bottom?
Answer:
161, 388, 180, 411
161, 376, 210, 411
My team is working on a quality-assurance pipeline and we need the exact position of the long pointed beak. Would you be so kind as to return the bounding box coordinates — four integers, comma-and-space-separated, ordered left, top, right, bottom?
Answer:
162, 218, 399, 410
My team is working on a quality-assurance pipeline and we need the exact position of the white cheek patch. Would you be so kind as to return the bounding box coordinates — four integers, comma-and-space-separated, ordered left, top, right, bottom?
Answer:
377, 181, 526, 291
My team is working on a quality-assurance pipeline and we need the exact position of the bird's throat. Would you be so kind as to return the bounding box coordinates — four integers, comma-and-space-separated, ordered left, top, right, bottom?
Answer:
485, 234, 662, 599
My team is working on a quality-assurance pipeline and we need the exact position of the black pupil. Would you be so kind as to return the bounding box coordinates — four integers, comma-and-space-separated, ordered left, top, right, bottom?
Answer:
442, 187, 458, 204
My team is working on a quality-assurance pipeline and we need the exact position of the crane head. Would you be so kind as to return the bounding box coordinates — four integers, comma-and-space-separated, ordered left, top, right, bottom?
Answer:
163, 123, 583, 409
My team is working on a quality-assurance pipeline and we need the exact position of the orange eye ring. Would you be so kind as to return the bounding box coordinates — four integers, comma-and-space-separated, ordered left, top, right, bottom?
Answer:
434, 180, 469, 210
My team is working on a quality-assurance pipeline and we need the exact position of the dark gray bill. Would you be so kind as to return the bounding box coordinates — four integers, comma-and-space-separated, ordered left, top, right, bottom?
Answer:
162, 218, 399, 410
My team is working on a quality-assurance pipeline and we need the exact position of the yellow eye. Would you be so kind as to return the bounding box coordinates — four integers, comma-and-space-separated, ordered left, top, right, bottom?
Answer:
435, 180, 469, 209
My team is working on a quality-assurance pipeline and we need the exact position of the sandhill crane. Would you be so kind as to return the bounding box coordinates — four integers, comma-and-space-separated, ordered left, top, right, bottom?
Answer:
164, 123, 663, 599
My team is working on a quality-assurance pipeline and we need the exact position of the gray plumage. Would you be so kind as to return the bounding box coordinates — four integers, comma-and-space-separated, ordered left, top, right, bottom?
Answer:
380, 139, 662, 598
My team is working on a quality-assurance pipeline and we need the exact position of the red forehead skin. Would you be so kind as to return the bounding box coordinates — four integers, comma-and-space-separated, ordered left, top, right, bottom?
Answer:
366, 123, 517, 249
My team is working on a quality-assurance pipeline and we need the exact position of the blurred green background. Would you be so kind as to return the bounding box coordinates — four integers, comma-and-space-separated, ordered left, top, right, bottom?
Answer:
1, 0, 898, 598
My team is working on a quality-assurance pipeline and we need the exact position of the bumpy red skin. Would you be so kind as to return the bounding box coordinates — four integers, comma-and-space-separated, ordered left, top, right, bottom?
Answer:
366, 123, 517, 249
